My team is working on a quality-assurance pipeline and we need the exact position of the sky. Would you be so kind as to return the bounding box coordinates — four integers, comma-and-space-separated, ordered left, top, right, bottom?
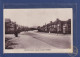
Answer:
4, 8, 72, 27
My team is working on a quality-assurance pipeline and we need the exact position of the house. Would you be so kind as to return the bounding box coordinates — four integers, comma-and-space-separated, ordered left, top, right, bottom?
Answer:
5, 18, 16, 34
37, 18, 71, 34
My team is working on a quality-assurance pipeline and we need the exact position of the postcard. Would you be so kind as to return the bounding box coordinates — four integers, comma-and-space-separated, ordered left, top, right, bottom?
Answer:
3, 8, 73, 53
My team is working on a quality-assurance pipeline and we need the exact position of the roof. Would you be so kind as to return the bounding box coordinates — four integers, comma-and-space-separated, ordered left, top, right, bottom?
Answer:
5, 18, 11, 23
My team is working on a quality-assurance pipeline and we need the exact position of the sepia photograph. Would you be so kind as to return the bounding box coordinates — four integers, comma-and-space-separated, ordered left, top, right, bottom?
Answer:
3, 8, 73, 53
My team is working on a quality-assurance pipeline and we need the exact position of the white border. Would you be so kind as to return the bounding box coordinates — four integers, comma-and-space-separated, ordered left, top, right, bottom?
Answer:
3, 8, 73, 53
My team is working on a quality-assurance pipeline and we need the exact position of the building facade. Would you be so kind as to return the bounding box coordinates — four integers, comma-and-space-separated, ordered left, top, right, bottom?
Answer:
37, 19, 71, 34
5, 18, 16, 34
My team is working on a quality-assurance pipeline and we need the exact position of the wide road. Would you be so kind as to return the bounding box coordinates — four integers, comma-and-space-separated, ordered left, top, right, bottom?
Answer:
5, 30, 71, 49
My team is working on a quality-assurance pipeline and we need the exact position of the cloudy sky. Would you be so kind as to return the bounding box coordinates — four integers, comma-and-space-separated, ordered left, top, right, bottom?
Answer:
4, 8, 72, 27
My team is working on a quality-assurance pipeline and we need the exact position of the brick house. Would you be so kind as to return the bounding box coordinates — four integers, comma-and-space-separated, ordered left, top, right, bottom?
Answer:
37, 18, 71, 34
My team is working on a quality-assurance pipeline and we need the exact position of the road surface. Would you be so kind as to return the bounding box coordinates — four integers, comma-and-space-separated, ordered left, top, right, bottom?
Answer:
5, 30, 71, 49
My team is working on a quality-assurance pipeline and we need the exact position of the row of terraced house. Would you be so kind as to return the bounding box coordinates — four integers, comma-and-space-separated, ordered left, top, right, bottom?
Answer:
5, 18, 29, 34
37, 19, 71, 34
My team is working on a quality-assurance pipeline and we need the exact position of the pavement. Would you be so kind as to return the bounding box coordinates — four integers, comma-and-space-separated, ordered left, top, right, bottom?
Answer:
5, 30, 71, 49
